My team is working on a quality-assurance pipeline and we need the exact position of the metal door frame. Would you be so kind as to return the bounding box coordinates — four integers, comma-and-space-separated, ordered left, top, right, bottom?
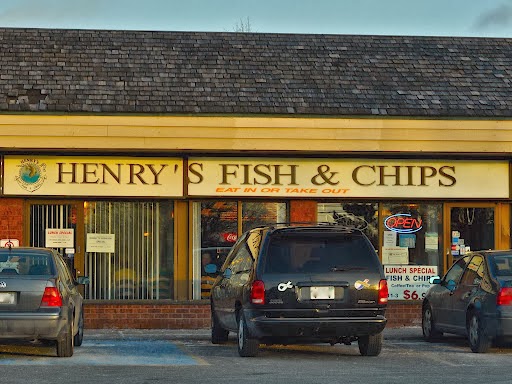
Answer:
24, 199, 85, 277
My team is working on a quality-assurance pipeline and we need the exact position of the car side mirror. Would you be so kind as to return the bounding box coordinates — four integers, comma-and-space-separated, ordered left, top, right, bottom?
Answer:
429, 276, 441, 284
446, 279, 456, 291
204, 263, 217, 274
223, 268, 232, 278
76, 276, 90, 285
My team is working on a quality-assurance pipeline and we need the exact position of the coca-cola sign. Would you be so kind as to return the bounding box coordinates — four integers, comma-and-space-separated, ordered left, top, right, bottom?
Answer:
223, 233, 238, 243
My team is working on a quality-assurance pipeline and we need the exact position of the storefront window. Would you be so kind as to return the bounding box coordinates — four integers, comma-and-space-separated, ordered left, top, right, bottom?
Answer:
193, 201, 237, 299
242, 202, 287, 232
317, 202, 379, 249
84, 201, 174, 300
193, 201, 288, 300
382, 202, 442, 301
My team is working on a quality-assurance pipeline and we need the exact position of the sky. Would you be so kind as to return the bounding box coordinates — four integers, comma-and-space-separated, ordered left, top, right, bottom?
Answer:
0, 0, 512, 37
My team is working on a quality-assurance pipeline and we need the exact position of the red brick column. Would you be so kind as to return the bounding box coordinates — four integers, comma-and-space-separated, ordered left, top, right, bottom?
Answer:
0, 198, 24, 245
289, 200, 317, 223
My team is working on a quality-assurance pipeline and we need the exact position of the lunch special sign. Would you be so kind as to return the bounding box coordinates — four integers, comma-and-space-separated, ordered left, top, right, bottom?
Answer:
187, 158, 509, 198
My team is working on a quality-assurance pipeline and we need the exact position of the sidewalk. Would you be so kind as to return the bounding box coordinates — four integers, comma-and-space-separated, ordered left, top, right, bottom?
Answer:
84, 326, 423, 341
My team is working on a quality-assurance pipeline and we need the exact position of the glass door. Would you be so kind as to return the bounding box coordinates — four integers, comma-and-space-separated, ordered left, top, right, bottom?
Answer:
444, 203, 496, 271
27, 200, 85, 277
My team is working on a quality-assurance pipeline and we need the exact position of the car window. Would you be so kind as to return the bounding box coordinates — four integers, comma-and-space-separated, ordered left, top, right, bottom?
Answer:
264, 232, 379, 274
460, 255, 484, 286
227, 245, 254, 274
490, 254, 512, 277
54, 253, 75, 290
220, 232, 248, 271
443, 256, 470, 285
0, 251, 55, 276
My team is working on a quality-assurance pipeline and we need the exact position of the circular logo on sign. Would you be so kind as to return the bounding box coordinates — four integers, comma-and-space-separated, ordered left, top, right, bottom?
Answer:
15, 159, 47, 192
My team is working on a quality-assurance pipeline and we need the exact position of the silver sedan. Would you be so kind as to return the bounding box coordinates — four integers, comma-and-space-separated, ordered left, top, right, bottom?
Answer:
0, 247, 89, 357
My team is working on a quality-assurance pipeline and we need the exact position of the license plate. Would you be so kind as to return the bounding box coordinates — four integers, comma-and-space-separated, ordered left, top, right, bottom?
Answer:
0, 292, 16, 304
310, 286, 335, 300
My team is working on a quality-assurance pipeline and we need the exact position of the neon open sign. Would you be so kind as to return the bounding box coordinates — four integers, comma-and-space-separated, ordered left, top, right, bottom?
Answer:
384, 213, 423, 234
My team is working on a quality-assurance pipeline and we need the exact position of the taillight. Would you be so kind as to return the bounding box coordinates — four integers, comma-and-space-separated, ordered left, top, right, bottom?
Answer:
378, 279, 388, 305
41, 287, 63, 307
497, 287, 512, 306
251, 280, 265, 305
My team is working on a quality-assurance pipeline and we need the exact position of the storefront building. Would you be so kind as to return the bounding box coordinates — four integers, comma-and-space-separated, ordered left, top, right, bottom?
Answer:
1, 29, 512, 328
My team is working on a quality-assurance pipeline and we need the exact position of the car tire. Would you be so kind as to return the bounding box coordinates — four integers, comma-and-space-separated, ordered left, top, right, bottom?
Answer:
358, 332, 383, 356
57, 321, 74, 357
211, 310, 229, 344
237, 312, 259, 357
468, 312, 491, 353
74, 309, 84, 347
422, 304, 443, 341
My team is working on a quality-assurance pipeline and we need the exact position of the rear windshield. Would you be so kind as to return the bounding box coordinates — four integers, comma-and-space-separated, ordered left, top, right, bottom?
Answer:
490, 254, 512, 277
0, 252, 55, 276
263, 233, 380, 274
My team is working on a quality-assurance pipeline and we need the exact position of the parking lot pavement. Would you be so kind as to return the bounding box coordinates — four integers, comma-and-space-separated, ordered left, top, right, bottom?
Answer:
0, 337, 203, 366
0, 327, 424, 366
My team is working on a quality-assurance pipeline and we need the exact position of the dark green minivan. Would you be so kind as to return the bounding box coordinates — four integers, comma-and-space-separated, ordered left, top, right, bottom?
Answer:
206, 224, 388, 357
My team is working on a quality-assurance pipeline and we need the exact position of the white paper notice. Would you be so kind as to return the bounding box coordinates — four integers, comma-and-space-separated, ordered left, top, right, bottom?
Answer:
86, 233, 116, 253
45, 228, 74, 248
425, 233, 439, 250
383, 231, 397, 247
381, 247, 409, 264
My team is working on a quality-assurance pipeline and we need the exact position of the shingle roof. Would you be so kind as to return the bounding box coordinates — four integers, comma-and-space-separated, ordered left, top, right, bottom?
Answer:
1, 27, 512, 117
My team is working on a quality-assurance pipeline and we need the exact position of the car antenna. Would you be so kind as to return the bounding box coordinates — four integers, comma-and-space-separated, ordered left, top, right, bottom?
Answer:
6, 217, 12, 250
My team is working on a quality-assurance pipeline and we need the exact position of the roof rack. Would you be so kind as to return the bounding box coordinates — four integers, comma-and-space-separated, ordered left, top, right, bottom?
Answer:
249, 221, 358, 231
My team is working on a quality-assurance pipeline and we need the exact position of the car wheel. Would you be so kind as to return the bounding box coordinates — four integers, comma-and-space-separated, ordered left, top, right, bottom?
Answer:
468, 312, 491, 353
358, 332, 383, 356
56, 321, 74, 357
74, 309, 84, 347
211, 310, 229, 344
422, 304, 443, 341
237, 312, 259, 357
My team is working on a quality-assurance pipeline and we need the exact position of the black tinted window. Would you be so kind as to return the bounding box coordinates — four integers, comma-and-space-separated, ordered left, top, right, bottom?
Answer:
264, 233, 379, 274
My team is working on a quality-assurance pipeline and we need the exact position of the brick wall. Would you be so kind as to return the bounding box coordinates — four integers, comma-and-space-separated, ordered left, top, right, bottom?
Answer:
289, 200, 317, 223
0, 198, 24, 244
84, 301, 421, 329
84, 302, 211, 329
385, 302, 422, 327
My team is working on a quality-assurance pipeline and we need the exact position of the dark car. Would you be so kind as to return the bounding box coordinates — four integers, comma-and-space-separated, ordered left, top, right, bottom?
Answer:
0, 247, 89, 357
422, 250, 512, 353
206, 224, 388, 357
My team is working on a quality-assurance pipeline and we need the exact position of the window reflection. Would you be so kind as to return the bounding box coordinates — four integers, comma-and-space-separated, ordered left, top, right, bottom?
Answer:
317, 202, 379, 249
382, 202, 442, 268
242, 202, 287, 232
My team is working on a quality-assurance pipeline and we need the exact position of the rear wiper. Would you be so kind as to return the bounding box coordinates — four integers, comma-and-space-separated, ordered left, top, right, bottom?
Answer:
329, 266, 367, 272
